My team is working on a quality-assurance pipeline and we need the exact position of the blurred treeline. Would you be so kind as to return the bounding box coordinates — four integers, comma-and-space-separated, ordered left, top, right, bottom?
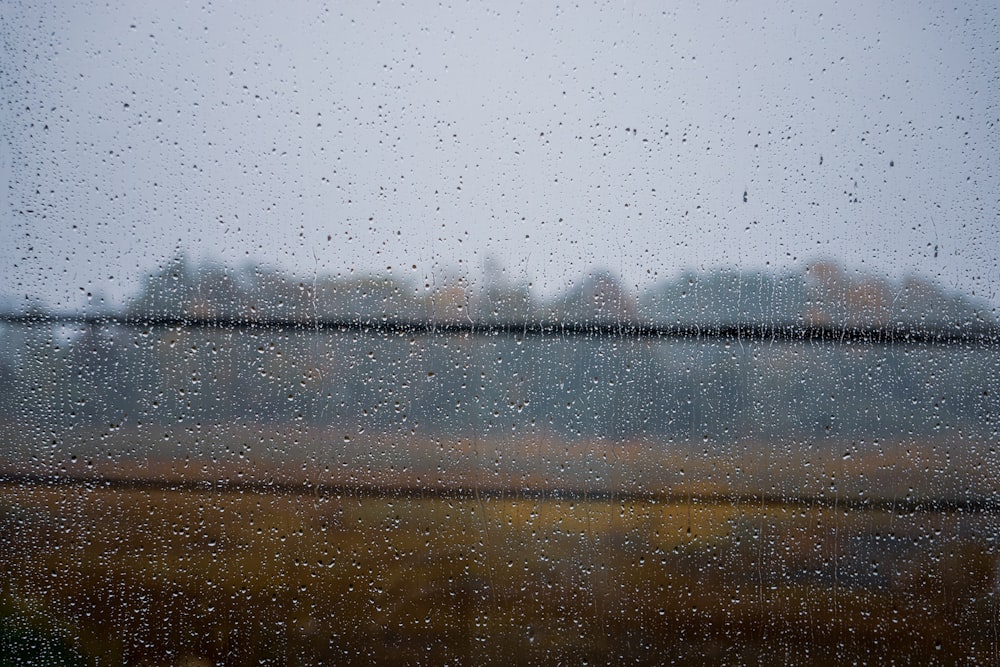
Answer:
0, 256, 996, 444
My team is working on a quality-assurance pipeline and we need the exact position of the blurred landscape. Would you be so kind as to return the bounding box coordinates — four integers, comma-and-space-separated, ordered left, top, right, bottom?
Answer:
1, 257, 998, 665
1, 256, 997, 448
2, 486, 997, 665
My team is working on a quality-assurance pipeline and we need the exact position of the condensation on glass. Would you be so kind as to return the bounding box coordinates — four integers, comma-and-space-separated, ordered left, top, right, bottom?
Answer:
1, 2, 997, 665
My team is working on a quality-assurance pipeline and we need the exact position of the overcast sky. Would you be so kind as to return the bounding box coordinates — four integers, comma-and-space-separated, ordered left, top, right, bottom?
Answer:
2, 1, 998, 311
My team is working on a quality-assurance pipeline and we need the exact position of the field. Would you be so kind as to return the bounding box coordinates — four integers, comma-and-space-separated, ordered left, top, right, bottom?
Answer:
2, 432, 999, 665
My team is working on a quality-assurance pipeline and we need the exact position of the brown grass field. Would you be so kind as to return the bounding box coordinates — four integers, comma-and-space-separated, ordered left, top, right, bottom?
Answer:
2, 432, 999, 665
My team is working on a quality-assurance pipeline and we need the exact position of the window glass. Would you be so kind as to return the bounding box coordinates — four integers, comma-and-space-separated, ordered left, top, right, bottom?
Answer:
1, 2, 998, 664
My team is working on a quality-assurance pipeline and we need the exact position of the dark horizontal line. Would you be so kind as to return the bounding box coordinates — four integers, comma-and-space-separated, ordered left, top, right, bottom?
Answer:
1, 472, 996, 515
0, 313, 997, 345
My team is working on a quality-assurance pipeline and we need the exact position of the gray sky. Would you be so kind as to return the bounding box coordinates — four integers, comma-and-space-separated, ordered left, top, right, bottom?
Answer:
2, 0, 998, 310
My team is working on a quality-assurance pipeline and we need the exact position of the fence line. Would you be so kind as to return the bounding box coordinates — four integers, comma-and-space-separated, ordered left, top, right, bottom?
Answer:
1, 471, 997, 514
